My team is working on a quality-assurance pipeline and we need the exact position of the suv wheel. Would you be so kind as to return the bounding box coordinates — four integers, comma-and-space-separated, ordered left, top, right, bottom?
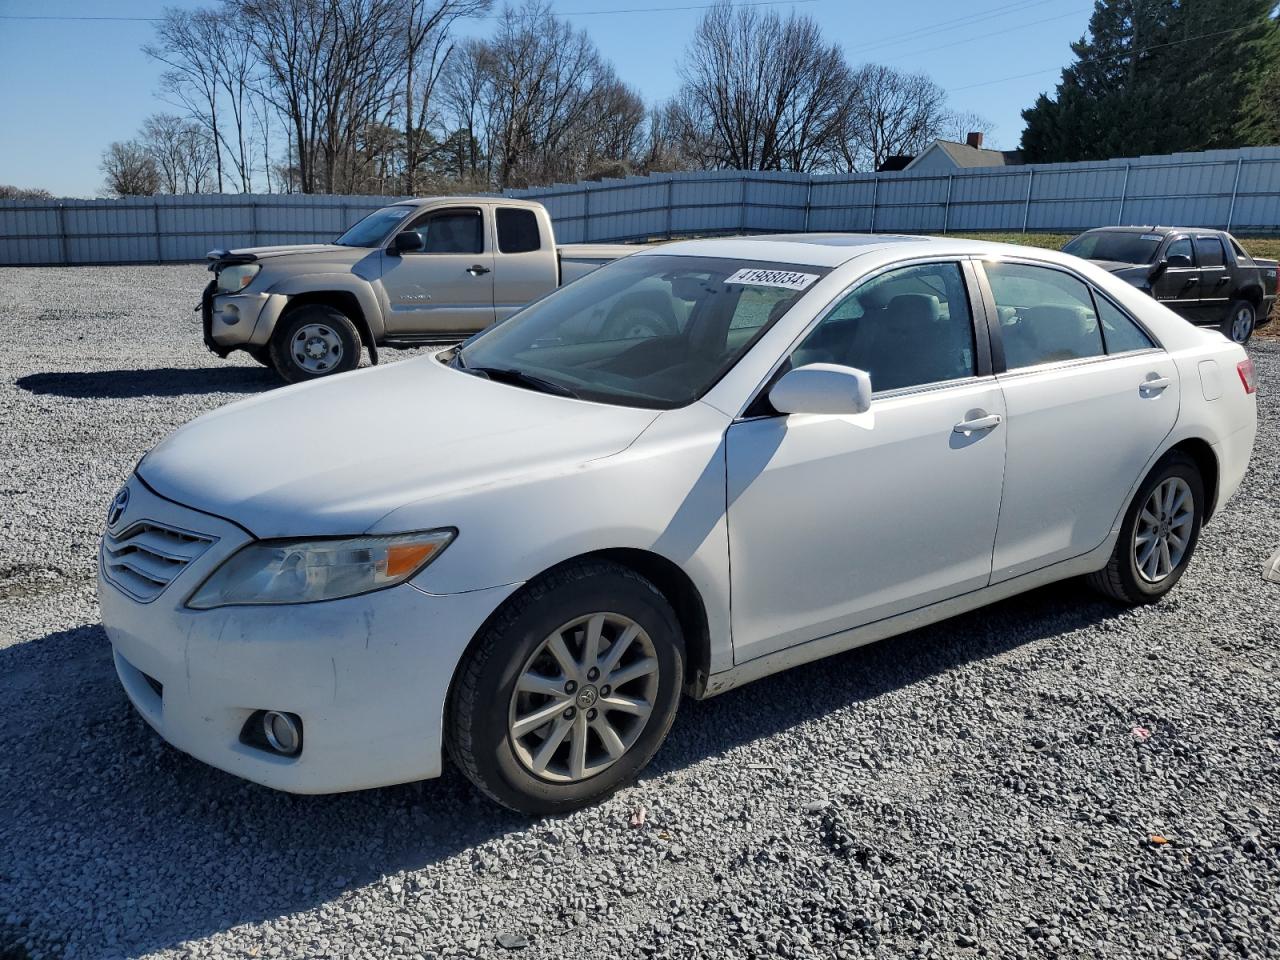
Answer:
1087, 451, 1204, 605
447, 560, 684, 815
270, 305, 362, 382
1221, 299, 1256, 344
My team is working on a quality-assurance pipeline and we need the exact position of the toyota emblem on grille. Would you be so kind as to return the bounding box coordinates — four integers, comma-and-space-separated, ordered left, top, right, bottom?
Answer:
107, 487, 130, 528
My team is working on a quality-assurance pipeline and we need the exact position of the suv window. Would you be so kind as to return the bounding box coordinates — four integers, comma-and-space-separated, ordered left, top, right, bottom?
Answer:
1165, 237, 1193, 263
1094, 295, 1155, 353
1194, 236, 1226, 267
985, 261, 1104, 369
497, 208, 541, 253
405, 208, 483, 254
791, 262, 975, 393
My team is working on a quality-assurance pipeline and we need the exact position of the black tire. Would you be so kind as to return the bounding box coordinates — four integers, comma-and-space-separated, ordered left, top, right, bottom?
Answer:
447, 560, 684, 815
1087, 451, 1204, 605
242, 345, 273, 367
603, 298, 674, 340
269, 304, 362, 383
1220, 298, 1257, 344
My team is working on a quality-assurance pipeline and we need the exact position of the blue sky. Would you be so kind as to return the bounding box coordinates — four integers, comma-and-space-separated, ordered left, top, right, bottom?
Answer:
0, 0, 1095, 196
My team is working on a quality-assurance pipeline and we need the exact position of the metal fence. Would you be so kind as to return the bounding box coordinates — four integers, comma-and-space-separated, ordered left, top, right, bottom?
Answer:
3, 145, 1279, 266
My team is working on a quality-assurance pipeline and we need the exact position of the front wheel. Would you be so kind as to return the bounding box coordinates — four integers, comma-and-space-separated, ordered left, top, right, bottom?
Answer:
447, 561, 684, 814
1221, 299, 1256, 344
269, 305, 362, 383
1087, 451, 1204, 605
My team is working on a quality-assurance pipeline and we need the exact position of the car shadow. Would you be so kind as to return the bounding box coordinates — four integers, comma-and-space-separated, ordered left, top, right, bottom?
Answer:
15, 366, 279, 399
0, 579, 1126, 958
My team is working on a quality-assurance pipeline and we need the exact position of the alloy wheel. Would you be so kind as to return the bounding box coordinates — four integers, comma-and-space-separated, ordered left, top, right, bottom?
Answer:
1231, 304, 1255, 343
1133, 477, 1195, 583
508, 612, 659, 783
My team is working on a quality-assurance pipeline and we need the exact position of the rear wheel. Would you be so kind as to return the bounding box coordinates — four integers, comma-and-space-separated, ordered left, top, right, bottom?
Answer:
447, 560, 684, 814
1220, 299, 1256, 344
269, 305, 362, 383
1087, 451, 1204, 604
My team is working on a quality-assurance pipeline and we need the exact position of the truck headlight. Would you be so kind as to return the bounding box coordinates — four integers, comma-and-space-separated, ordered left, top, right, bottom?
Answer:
187, 530, 455, 609
215, 264, 261, 293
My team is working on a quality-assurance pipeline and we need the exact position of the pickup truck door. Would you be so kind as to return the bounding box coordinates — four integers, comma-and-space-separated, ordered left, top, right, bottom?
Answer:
1151, 236, 1202, 318
379, 205, 496, 335
1193, 235, 1231, 322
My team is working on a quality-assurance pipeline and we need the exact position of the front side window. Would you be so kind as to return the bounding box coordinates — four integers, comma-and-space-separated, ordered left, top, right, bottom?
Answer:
334, 205, 415, 247
985, 261, 1104, 369
456, 255, 828, 409
405, 208, 484, 255
1166, 237, 1194, 263
1194, 236, 1226, 267
790, 262, 975, 393
497, 208, 542, 253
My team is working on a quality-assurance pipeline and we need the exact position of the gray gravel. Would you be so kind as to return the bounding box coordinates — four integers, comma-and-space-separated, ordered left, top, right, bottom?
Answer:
1, 264, 1278, 960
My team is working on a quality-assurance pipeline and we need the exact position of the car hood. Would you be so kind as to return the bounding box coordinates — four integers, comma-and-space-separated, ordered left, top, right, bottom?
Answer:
1091, 259, 1152, 275
224, 243, 355, 260
138, 357, 660, 539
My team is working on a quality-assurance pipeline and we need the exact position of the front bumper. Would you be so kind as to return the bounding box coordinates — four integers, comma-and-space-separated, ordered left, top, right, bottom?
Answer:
98, 477, 517, 794
201, 279, 288, 356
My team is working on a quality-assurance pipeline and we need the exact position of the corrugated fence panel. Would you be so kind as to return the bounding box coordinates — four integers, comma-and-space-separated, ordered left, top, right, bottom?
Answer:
4, 146, 1279, 265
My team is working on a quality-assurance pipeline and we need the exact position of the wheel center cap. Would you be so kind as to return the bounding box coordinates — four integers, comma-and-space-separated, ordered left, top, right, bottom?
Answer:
305, 338, 327, 358
575, 685, 598, 709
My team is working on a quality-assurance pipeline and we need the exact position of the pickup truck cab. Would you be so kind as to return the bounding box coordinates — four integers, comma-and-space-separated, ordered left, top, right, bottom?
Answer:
202, 197, 640, 381
1063, 226, 1277, 344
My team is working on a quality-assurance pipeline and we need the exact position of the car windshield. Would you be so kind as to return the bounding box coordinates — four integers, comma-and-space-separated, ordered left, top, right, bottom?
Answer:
455, 254, 828, 409
334, 206, 416, 247
1062, 231, 1161, 264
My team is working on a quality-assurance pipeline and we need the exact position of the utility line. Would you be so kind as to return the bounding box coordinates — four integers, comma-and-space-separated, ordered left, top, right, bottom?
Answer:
844, 0, 1061, 55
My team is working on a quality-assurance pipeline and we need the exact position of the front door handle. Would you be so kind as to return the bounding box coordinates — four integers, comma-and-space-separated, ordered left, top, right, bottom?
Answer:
1140, 375, 1171, 394
467, 264, 491, 276
953, 413, 1002, 434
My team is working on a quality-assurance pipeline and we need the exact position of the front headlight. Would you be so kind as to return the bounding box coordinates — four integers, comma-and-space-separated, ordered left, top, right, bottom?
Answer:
187, 530, 454, 609
215, 263, 261, 293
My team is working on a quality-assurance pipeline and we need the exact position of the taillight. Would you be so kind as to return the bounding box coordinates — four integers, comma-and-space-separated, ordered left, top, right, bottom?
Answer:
1238, 358, 1257, 394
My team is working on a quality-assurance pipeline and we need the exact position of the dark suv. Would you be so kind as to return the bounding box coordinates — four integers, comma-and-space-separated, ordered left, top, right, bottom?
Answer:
1063, 226, 1276, 344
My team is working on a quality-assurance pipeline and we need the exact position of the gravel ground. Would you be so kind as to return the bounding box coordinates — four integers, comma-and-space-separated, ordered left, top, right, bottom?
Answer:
1, 265, 1278, 960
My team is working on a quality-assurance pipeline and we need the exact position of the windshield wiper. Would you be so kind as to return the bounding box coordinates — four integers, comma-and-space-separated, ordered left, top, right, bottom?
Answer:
464, 364, 580, 399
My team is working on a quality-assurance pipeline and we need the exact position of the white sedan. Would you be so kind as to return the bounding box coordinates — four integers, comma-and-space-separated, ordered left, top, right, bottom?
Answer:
99, 235, 1257, 813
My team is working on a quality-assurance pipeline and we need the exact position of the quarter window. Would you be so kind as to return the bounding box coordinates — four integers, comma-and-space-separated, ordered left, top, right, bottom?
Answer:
790, 262, 976, 393
1194, 236, 1226, 267
405, 208, 483, 254
1094, 295, 1155, 353
985, 262, 1104, 369
497, 208, 541, 253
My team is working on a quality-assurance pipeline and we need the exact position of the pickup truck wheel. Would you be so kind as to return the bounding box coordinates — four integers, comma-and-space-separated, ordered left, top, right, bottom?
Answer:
446, 560, 684, 815
1221, 299, 1256, 344
270, 305, 362, 382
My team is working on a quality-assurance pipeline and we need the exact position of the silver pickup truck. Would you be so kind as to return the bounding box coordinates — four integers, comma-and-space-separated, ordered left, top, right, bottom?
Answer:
202, 197, 642, 381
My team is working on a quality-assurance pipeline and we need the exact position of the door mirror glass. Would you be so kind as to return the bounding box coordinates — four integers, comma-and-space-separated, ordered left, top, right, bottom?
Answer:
1165, 253, 1192, 269
392, 231, 425, 254
769, 363, 872, 416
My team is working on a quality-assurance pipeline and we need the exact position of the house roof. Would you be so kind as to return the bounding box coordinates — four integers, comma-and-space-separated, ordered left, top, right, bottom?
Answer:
904, 140, 1024, 171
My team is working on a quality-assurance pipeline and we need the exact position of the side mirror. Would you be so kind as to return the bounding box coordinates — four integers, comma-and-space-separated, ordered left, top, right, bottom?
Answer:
1166, 253, 1192, 269
769, 363, 873, 416
390, 231, 425, 255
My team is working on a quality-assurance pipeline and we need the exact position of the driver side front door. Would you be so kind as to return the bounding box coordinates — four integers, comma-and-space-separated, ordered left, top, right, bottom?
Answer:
380, 206, 496, 335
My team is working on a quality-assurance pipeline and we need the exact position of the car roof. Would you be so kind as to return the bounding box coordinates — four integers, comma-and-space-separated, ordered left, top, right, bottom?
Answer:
634, 233, 1068, 268
1081, 225, 1224, 237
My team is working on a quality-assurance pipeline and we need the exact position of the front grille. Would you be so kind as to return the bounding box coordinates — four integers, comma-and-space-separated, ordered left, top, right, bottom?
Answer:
102, 520, 216, 602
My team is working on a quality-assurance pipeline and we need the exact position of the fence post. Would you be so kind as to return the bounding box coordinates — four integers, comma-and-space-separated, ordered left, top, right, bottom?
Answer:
666, 178, 674, 239
250, 196, 259, 246
942, 174, 954, 234
56, 202, 70, 265
739, 176, 748, 233
1226, 157, 1244, 230
1116, 163, 1130, 225
1022, 168, 1034, 233
869, 176, 878, 234
803, 175, 813, 233
582, 185, 591, 243
153, 199, 163, 263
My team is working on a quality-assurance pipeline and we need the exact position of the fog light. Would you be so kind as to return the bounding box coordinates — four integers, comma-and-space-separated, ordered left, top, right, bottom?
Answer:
262, 710, 302, 756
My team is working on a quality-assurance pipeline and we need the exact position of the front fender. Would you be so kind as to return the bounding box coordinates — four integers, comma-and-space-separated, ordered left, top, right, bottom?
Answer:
264, 273, 387, 341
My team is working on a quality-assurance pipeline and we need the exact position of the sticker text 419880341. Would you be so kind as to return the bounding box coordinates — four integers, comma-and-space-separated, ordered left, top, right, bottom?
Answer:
724, 268, 819, 291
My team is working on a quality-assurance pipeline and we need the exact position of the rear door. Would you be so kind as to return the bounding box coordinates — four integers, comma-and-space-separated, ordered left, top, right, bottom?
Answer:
1193, 235, 1231, 323
493, 206, 558, 321
1151, 236, 1201, 318
379, 205, 495, 334
979, 259, 1178, 583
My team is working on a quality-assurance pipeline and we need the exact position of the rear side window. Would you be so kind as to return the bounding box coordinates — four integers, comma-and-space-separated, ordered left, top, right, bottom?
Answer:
1094, 295, 1155, 353
985, 262, 1104, 369
497, 208, 542, 253
1194, 237, 1226, 267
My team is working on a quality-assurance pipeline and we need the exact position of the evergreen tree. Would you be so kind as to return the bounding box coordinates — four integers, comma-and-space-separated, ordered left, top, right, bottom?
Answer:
1021, 0, 1279, 162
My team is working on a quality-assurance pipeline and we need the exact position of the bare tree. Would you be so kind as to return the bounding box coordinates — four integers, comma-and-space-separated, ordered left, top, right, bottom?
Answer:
143, 114, 217, 193
0, 185, 53, 199
672, 2, 856, 172
841, 65, 952, 170
100, 142, 161, 196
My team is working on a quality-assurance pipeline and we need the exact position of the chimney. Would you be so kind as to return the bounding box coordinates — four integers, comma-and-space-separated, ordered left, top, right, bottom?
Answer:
966, 131, 984, 149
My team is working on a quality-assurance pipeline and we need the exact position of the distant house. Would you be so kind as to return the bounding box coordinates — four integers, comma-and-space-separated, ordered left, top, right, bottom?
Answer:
896, 133, 1024, 174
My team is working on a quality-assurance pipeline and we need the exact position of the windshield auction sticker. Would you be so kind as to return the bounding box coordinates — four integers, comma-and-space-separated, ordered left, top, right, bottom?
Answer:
725, 268, 819, 291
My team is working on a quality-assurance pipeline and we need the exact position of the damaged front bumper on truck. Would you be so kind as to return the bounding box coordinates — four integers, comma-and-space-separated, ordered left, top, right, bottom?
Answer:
201, 250, 288, 358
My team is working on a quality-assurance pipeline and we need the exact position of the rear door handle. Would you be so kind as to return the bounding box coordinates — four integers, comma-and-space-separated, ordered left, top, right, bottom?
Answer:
953, 413, 1002, 434
467, 264, 491, 276
1140, 375, 1171, 393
